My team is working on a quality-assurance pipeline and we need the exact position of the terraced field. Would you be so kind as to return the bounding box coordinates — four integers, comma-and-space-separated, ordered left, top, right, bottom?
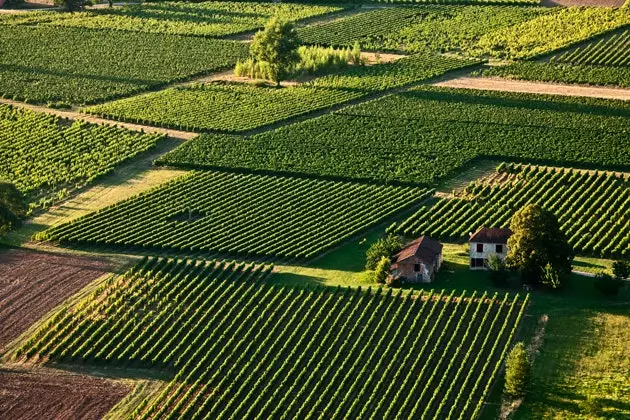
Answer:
18, 257, 528, 420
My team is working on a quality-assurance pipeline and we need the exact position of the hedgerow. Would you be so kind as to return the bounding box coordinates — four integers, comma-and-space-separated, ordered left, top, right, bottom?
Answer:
0, 2, 343, 37
393, 164, 630, 258
17, 256, 528, 420
0, 104, 163, 209
82, 53, 481, 133
38, 171, 432, 259
157, 86, 630, 185
0, 26, 248, 106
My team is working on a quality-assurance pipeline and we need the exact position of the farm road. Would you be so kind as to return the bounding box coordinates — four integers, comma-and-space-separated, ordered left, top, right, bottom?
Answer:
433, 77, 630, 101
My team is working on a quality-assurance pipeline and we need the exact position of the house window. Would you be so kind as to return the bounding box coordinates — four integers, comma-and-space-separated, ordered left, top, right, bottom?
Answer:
470, 258, 485, 268
496, 244, 503, 253
476, 243, 483, 253
414, 263, 421, 272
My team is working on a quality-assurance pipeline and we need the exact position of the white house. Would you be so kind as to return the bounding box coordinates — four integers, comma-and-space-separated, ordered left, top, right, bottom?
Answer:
469, 227, 512, 270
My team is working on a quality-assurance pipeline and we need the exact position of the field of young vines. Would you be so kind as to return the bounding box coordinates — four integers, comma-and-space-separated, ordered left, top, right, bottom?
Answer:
39, 171, 431, 259
550, 28, 630, 67
0, 104, 163, 206
394, 164, 630, 258
18, 256, 528, 420
158, 86, 630, 185
0, 26, 247, 106
83, 54, 479, 133
0, 1, 342, 38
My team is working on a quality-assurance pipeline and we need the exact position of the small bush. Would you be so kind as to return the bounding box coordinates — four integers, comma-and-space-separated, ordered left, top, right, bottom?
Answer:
366, 234, 403, 270
594, 272, 623, 296
373, 256, 390, 285
504, 342, 531, 398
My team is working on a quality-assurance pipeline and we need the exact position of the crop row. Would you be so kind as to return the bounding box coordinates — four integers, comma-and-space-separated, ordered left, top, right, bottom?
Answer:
17, 256, 528, 420
0, 26, 248, 106
158, 86, 630, 186
0, 103, 163, 208
0, 2, 342, 38
393, 164, 630, 258
550, 28, 630, 67
83, 53, 481, 133
38, 170, 432, 259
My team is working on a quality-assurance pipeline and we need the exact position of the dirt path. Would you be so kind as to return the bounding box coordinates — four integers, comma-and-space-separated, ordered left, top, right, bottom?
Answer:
0, 98, 197, 140
433, 77, 630, 101
542, 0, 626, 6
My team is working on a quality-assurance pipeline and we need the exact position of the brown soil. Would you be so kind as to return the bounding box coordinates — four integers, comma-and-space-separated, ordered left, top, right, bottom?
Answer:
542, 0, 626, 7
0, 248, 112, 353
433, 76, 630, 101
0, 367, 129, 419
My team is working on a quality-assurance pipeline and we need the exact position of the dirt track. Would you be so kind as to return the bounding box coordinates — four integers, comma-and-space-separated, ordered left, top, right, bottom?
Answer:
433, 77, 630, 101
542, 0, 626, 6
0, 367, 129, 420
0, 248, 112, 352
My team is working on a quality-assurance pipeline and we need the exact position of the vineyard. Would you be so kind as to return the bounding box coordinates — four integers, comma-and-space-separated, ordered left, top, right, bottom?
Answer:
0, 104, 163, 207
0, 26, 248, 106
393, 164, 630, 258
83, 54, 480, 133
299, 6, 547, 55
0, 2, 342, 38
550, 28, 630, 67
158, 86, 630, 185
38, 171, 431, 259
17, 257, 528, 420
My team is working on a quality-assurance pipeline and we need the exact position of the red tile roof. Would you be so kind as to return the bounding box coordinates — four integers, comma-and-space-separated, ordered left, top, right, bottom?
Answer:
393, 236, 443, 264
469, 227, 512, 244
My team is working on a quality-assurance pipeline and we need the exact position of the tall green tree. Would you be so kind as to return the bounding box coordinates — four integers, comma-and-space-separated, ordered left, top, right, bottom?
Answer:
504, 342, 531, 398
373, 256, 390, 285
365, 234, 403, 270
250, 17, 301, 85
506, 203, 573, 285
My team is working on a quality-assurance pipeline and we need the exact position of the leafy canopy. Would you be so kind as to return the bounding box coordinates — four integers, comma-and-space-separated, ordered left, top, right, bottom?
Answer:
506, 203, 573, 285
250, 16, 301, 84
0, 180, 26, 234
366, 234, 403, 271
504, 342, 531, 398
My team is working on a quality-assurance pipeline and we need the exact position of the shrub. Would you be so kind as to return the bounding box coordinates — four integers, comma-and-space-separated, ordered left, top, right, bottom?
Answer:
594, 272, 623, 296
373, 256, 390, 285
366, 234, 403, 270
504, 342, 531, 398
612, 260, 630, 280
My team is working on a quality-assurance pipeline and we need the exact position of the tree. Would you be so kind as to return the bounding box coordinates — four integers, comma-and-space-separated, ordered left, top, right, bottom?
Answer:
487, 252, 508, 287
250, 17, 301, 85
506, 203, 573, 285
373, 256, 390, 285
612, 260, 630, 280
504, 342, 531, 398
0, 181, 26, 234
365, 234, 403, 270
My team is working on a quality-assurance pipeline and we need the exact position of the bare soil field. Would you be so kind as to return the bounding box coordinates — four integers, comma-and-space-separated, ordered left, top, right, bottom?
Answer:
543, 0, 626, 6
0, 248, 112, 353
0, 367, 129, 420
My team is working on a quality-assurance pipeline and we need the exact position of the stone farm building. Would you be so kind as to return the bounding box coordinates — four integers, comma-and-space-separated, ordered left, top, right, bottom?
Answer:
391, 236, 443, 283
469, 227, 512, 270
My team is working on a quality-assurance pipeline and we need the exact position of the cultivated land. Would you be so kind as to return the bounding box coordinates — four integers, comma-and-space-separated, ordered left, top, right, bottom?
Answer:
0, 1, 629, 419
0, 248, 112, 354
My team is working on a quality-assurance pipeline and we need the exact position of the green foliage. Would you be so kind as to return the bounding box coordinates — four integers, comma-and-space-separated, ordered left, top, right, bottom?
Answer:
0, 26, 248, 105
0, 180, 27, 219
373, 256, 391, 285
93, 54, 477, 133
476, 7, 630, 59
612, 260, 630, 280
579, 395, 603, 416
366, 235, 403, 271
159, 86, 630, 190
18, 263, 528, 420
40, 171, 430, 259
487, 253, 508, 287
506, 204, 573, 284
0, 2, 342, 37
550, 28, 630, 67
504, 342, 530, 398
594, 272, 623, 296
0, 104, 163, 207
53, 0, 86, 12
482, 62, 630, 89
250, 17, 301, 84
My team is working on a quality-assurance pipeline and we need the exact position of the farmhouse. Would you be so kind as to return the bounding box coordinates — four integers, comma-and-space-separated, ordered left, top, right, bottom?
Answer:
469, 227, 512, 270
391, 236, 443, 283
